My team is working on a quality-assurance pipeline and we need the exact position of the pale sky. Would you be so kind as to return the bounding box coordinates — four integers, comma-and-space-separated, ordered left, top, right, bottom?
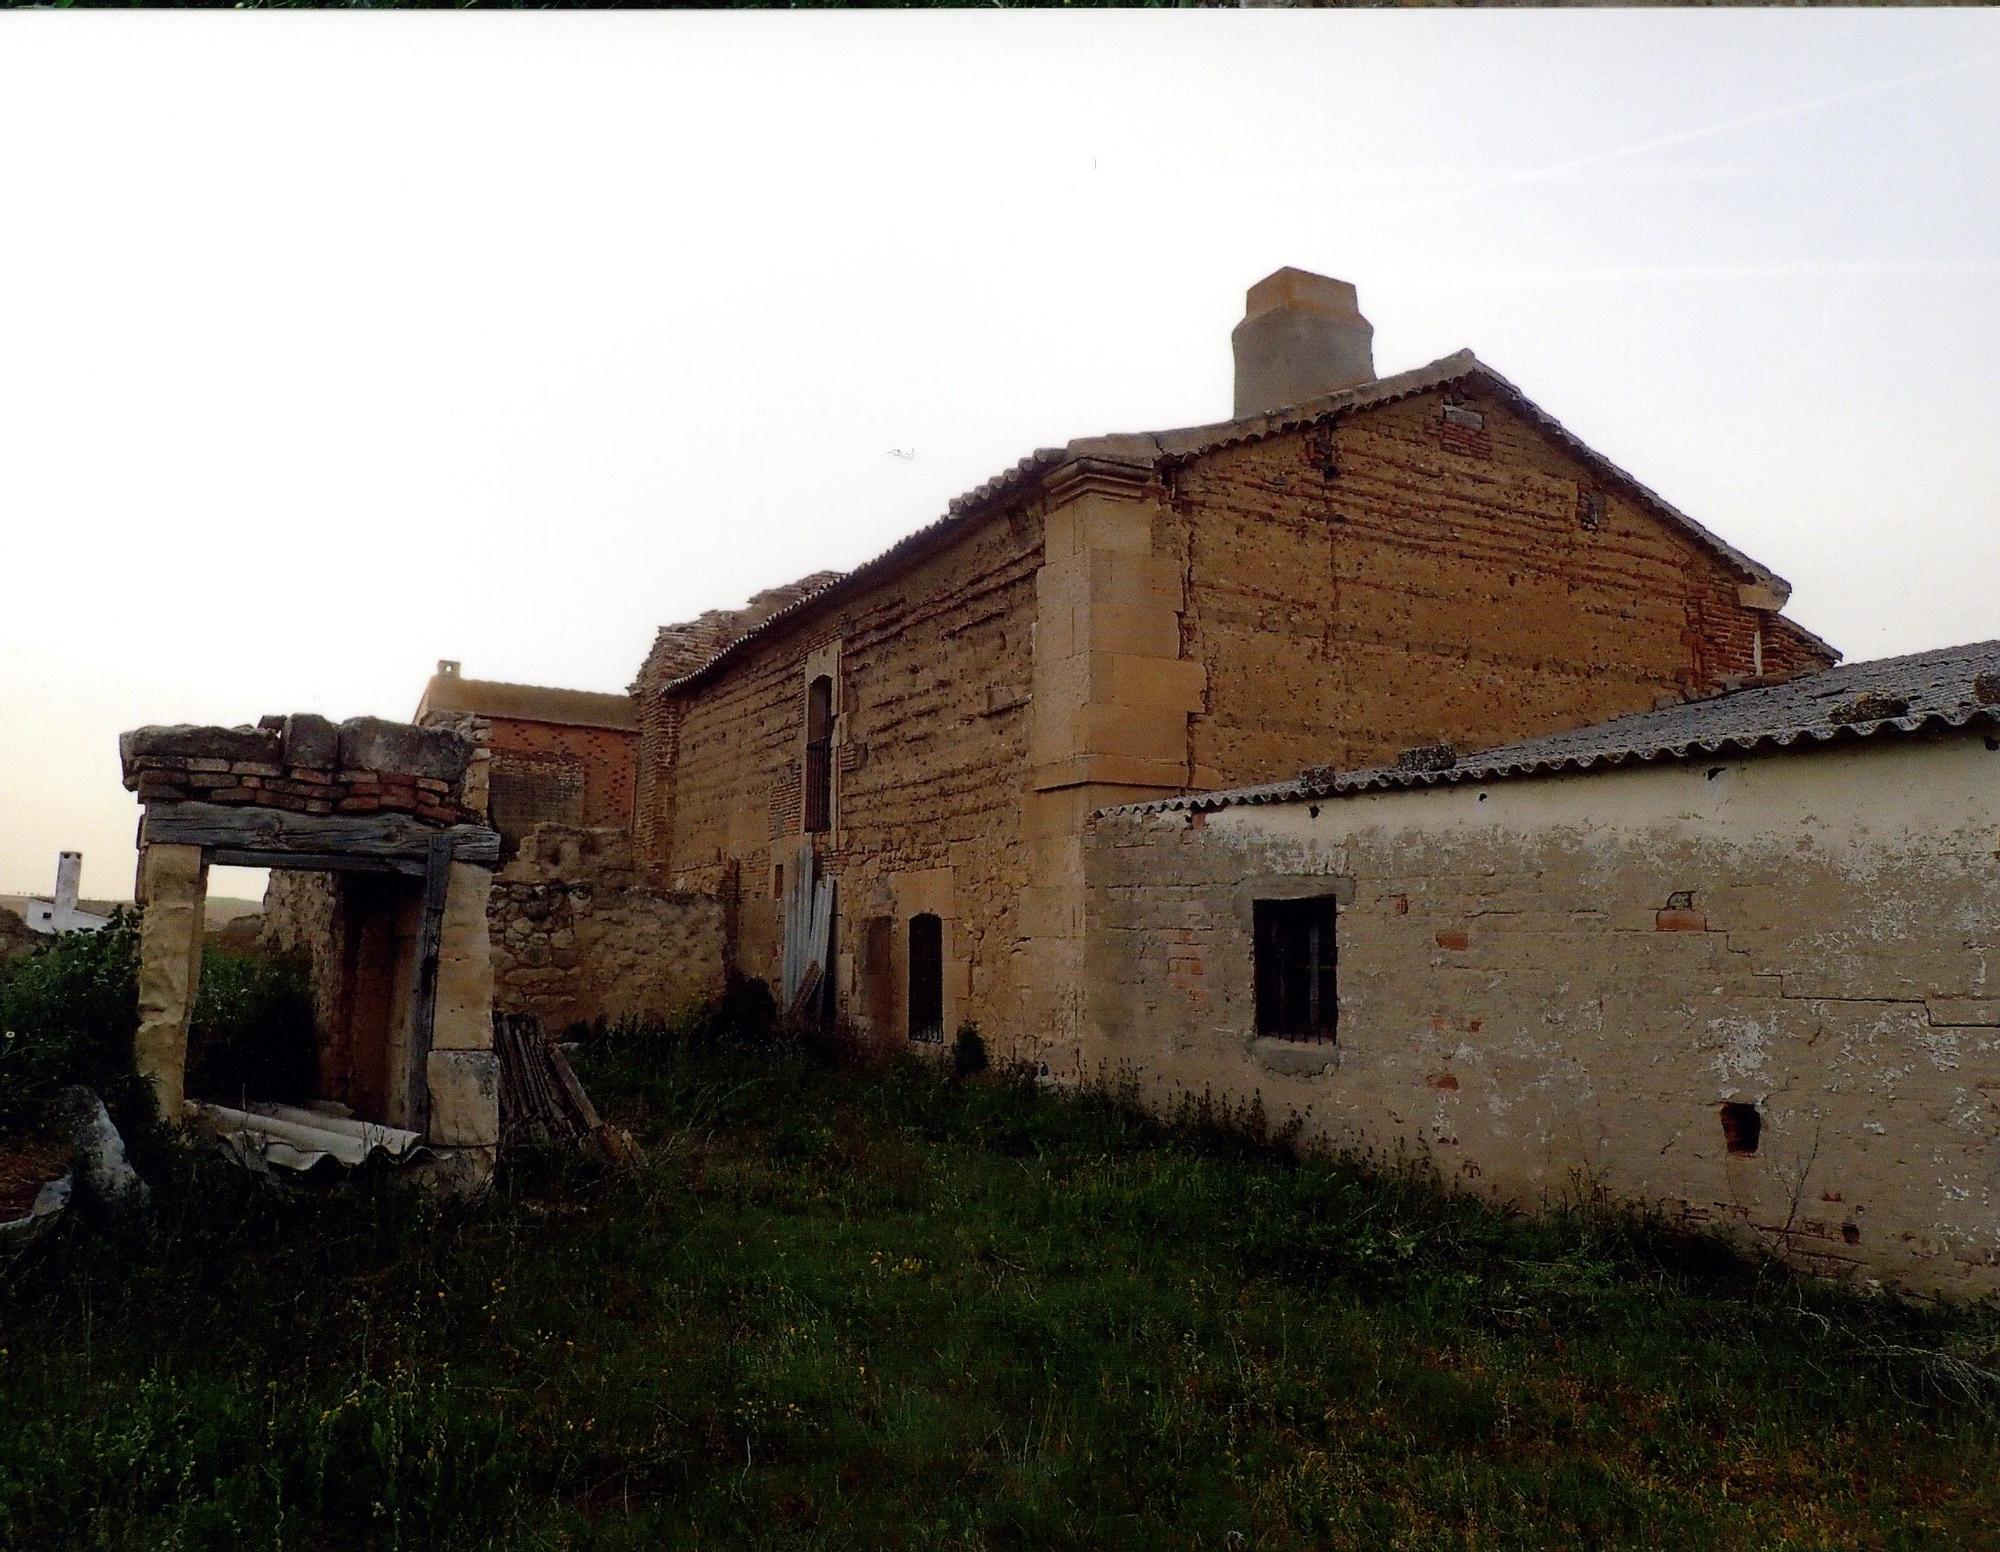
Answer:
3, 11, 1996, 902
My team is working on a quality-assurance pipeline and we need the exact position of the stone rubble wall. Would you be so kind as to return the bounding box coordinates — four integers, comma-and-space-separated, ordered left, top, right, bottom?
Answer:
1083, 733, 2000, 1297
490, 825, 724, 1032
120, 713, 479, 826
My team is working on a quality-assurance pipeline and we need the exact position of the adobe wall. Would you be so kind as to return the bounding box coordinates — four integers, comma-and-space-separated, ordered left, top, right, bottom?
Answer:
1083, 734, 2000, 1296
485, 716, 638, 835
1168, 385, 1833, 787
639, 515, 1045, 1053
490, 825, 724, 1033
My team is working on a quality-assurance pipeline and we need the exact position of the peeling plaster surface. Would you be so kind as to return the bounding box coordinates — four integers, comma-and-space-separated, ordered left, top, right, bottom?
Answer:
1084, 734, 2000, 1294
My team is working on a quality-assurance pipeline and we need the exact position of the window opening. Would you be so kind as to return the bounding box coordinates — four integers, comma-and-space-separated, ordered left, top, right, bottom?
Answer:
908, 912, 944, 1043
1254, 896, 1338, 1040
803, 675, 834, 833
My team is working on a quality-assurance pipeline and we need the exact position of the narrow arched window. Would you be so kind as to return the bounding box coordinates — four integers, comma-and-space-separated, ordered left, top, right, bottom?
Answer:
803, 674, 834, 833
908, 912, 943, 1043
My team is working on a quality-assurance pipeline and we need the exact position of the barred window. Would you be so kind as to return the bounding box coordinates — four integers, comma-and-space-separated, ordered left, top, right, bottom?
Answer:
1254, 896, 1338, 1041
803, 674, 834, 833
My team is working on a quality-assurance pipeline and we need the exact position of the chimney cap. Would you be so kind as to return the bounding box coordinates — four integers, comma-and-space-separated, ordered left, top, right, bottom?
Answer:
1245, 267, 1363, 321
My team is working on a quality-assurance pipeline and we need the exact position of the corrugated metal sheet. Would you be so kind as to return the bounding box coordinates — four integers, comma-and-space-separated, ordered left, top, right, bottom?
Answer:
190, 1101, 427, 1172
1118, 639, 2000, 817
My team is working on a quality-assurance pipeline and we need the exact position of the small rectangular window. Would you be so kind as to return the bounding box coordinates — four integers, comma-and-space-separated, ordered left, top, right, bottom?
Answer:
803, 674, 834, 833
1254, 896, 1338, 1041
908, 912, 944, 1043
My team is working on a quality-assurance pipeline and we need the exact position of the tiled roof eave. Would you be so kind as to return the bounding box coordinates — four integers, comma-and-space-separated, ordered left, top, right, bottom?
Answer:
1115, 699, 2000, 818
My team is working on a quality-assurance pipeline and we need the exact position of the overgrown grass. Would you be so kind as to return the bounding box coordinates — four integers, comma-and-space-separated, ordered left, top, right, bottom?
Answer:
5, 1014, 2000, 1548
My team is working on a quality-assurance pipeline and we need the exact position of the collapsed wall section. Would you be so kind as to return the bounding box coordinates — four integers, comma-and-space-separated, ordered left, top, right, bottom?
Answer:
489, 825, 725, 1033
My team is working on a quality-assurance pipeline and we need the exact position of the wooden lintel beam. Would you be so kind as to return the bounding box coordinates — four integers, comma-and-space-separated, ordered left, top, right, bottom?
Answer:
141, 801, 500, 867
207, 847, 425, 877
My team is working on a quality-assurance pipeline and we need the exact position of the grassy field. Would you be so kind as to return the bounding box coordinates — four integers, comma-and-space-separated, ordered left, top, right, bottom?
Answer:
4, 1021, 2000, 1549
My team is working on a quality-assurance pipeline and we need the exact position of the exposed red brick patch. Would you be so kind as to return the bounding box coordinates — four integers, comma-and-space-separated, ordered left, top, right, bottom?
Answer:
1428, 1072, 1460, 1091
1186, 810, 1207, 830
1435, 929, 1469, 951
1655, 908, 1707, 932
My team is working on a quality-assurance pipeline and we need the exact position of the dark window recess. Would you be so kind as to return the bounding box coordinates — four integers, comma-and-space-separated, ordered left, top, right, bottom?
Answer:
908, 913, 944, 1043
803, 674, 834, 833
1720, 1102, 1761, 1156
1254, 896, 1339, 1041
1576, 489, 1604, 532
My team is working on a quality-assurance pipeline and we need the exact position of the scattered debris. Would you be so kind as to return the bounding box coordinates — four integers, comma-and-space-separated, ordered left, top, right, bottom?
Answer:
1828, 692, 1911, 724
52, 1086, 149, 1221
0, 1135, 73, 1247
1395, 743, 1459, 773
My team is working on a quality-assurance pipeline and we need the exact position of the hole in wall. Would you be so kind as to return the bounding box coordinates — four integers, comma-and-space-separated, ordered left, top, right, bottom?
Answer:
1707, 766, 1725, 781
1842, 1222, 1861, 1246
1720, 1102, 1761, 1156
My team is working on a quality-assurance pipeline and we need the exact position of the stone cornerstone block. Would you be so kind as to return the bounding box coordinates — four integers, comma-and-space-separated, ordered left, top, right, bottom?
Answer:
431, 863, 496, 1051
134, 843, 207, 1121
426, 1050, 500, 1146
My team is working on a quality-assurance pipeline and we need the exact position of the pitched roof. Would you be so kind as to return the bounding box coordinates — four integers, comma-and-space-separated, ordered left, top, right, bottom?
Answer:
660, 350, 1795, 695
1116, 639, 2000, 817
415, 674, 637, 732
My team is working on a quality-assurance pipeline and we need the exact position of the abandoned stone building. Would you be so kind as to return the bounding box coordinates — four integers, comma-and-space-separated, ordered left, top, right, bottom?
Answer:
199, 264, 1994, 1287
620, 268, 1832, 1066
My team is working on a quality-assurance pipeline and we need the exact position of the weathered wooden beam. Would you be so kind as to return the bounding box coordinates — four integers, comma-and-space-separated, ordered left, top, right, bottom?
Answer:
405, 831, 454, 1138
141, 801, 499, 866
206, 848, 424, 877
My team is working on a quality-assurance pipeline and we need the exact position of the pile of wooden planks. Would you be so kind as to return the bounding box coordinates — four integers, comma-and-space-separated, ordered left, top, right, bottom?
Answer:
494, 1012, 604, 1149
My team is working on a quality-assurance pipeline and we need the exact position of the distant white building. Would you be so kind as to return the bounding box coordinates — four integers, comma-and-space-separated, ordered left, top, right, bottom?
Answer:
5, 852, 112, 936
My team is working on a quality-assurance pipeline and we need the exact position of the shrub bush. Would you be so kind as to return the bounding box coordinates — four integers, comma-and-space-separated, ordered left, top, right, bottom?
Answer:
186, 947, 317, 1108
0, 913, 316, 1137
950, 1020, 988, 1077
0, 910, 142, 1135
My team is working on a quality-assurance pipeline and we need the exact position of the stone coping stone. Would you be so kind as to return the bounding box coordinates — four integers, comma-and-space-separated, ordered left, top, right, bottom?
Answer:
123, 715, 475, 787
336, 717, 473, 783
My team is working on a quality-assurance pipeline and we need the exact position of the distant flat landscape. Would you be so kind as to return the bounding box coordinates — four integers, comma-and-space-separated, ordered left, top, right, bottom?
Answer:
0, 895, 263, 927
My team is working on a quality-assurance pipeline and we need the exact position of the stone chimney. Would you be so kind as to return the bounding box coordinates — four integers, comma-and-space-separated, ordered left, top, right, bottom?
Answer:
1231, 267, 1376, 417
54, 851, 80, 916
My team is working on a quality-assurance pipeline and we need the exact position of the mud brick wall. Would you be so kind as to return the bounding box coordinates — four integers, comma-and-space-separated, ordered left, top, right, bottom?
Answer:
120, 715, 478, 826
489, 826, 724, 1032
628, 385, 1831, 1064
483, 717, 637, 834
637, 516, 1043, 1049
1083, 733, 2000, 1297
1164, 384, 1835, 787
